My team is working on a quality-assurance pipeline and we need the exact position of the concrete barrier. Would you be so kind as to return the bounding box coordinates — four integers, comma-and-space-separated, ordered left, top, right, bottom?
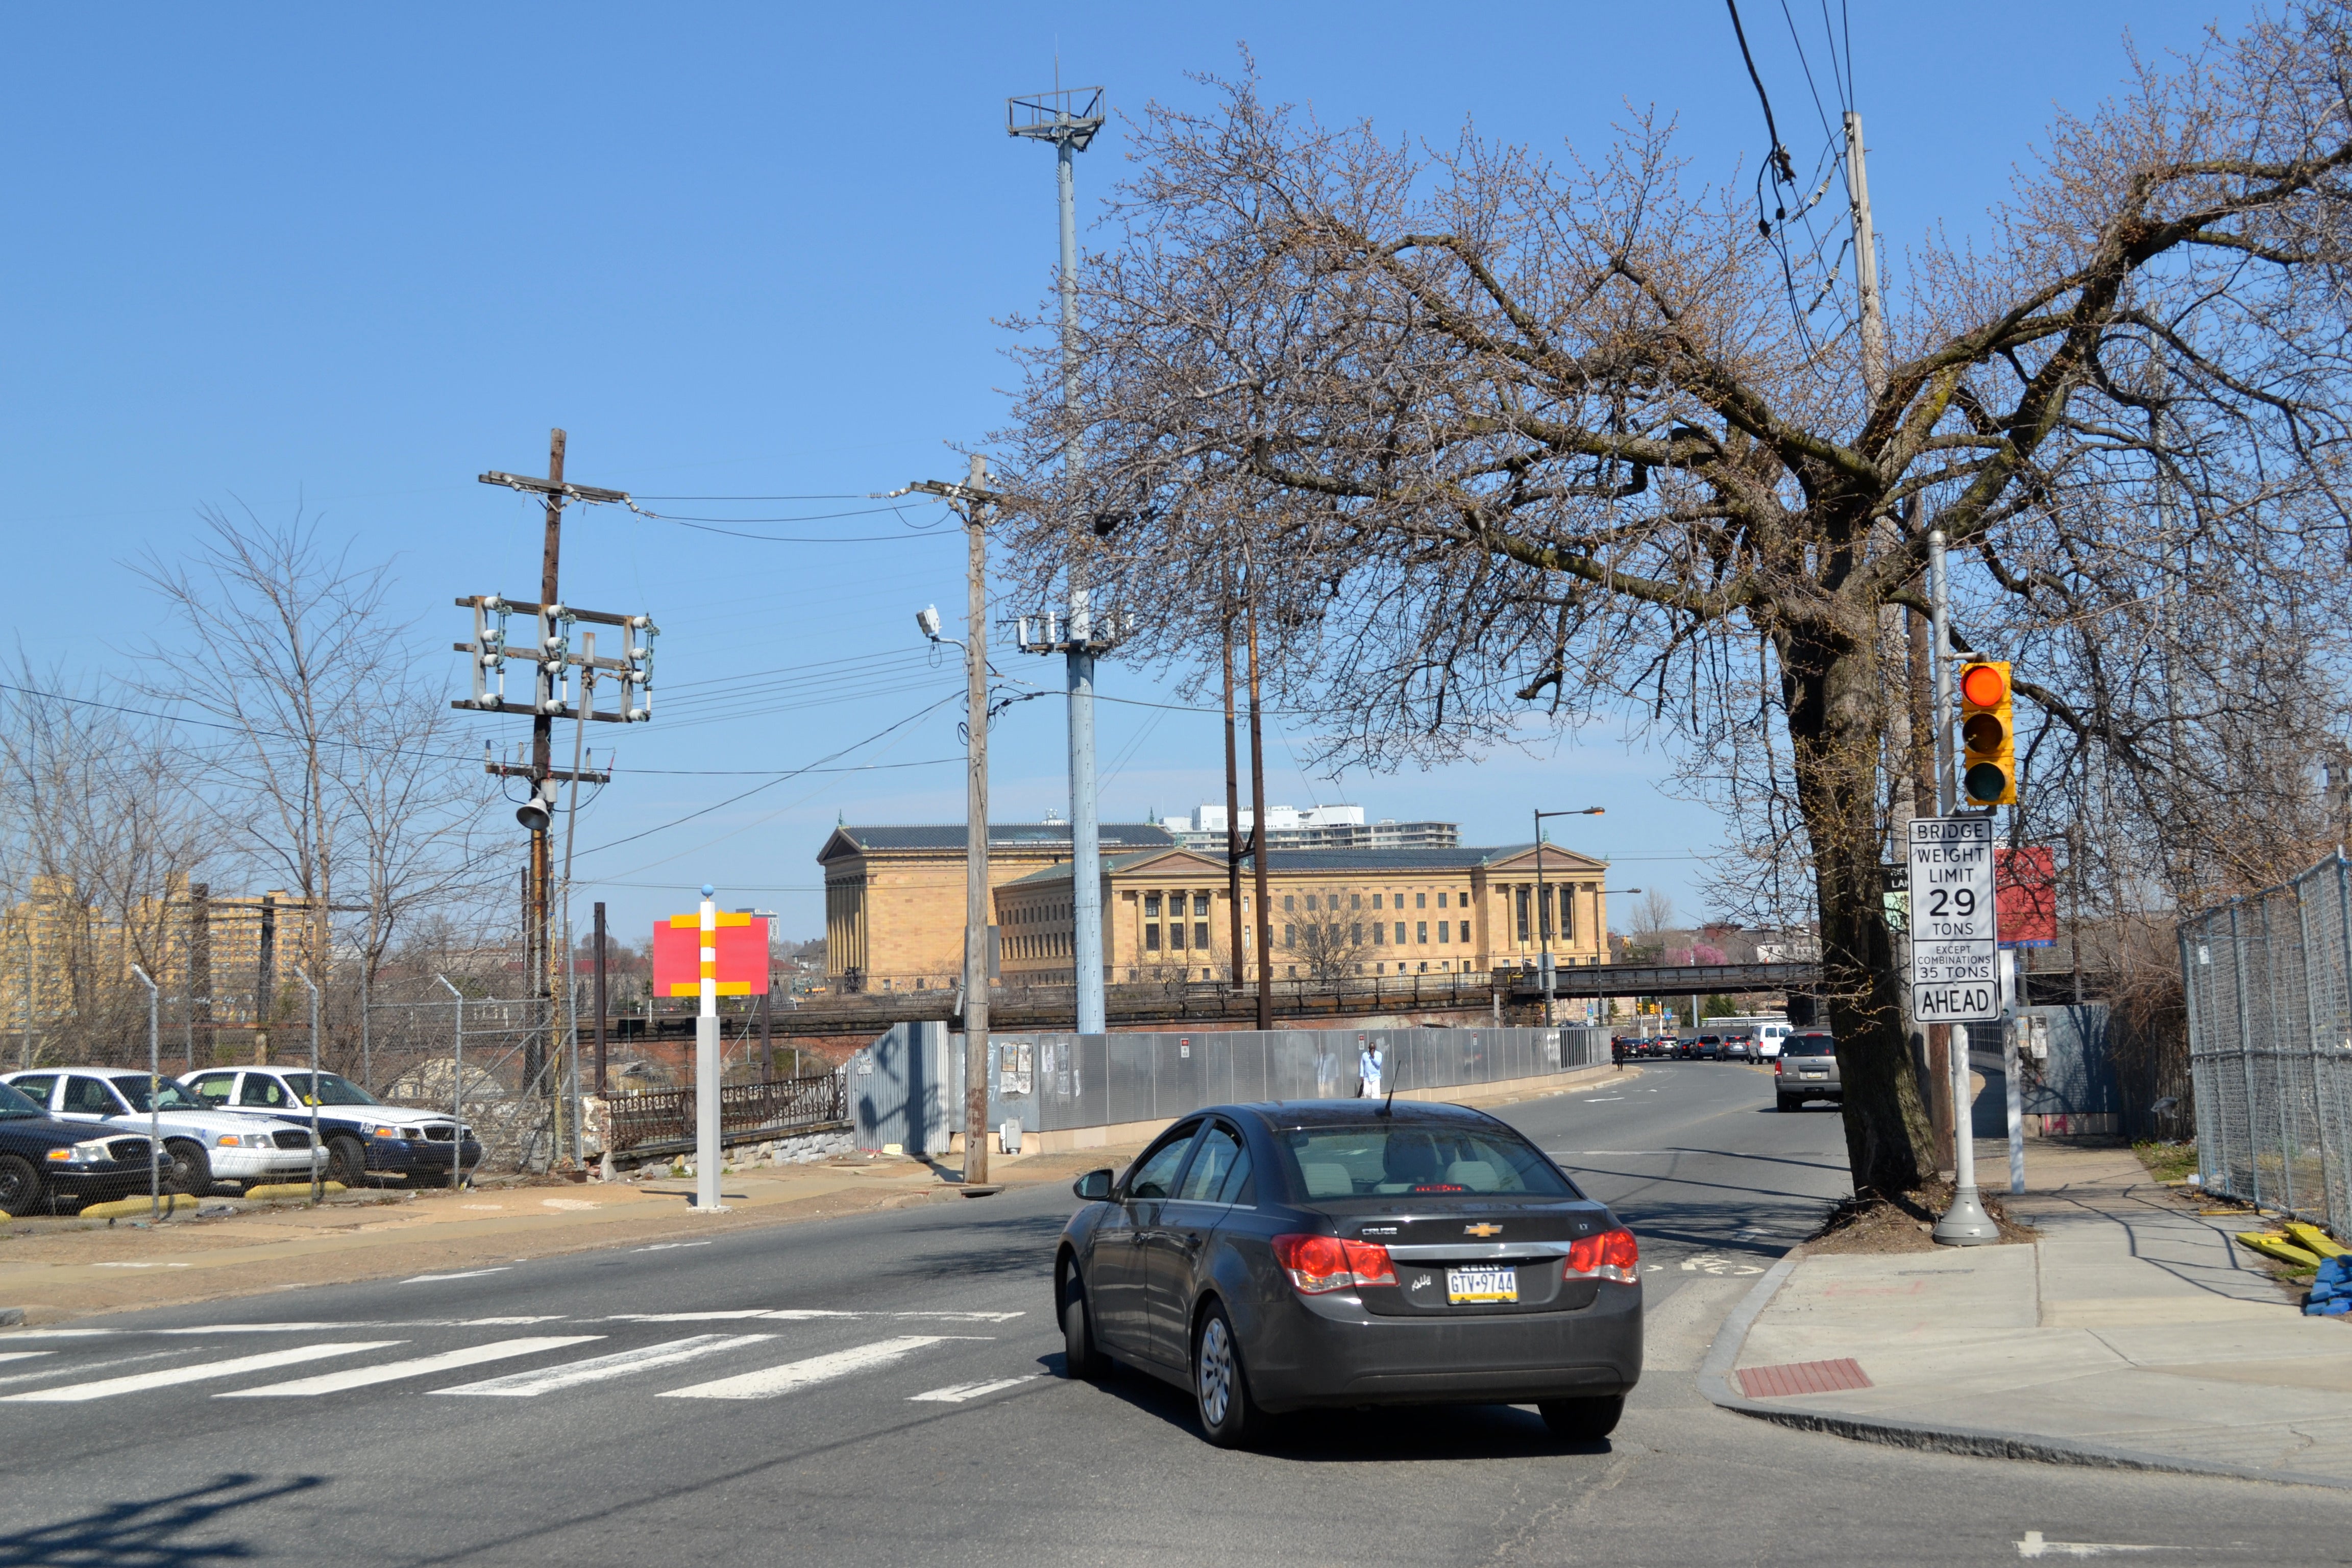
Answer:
242, 1182, 347, 1201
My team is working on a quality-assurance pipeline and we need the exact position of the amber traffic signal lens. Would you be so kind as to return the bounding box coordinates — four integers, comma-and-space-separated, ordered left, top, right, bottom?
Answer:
1962, 712, 2006, 751
1961, 663, 2008, 708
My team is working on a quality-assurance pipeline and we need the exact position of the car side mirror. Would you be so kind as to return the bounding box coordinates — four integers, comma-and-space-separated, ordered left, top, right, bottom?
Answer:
1072, 1168, 1114, 1202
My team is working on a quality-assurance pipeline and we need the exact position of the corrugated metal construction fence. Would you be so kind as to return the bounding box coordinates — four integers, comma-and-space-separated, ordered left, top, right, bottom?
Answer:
851, 1024, 1612, 1157
2179, 851, 2352, 1235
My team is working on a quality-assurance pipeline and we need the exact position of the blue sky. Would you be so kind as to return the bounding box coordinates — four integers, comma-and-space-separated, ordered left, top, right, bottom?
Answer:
0, 2, 2251, 944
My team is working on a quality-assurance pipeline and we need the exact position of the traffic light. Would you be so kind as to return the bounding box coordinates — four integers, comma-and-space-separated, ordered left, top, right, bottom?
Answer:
1958, 659, 2017, 806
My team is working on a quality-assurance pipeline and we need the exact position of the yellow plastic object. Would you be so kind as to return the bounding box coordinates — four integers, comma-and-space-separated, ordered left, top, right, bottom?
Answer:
2236, 1231, 2324, 1268
78, 1193, 196, 1221
242, 1181, 347, 1201
2284, 1221, 2350, 1258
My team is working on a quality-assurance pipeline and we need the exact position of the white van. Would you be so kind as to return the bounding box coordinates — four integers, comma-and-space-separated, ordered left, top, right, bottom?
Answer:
1712, 1016, 1793, 1059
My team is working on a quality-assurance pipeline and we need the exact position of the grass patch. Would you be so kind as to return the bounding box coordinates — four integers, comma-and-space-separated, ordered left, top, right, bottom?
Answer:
2133, 1139, 2199, 1182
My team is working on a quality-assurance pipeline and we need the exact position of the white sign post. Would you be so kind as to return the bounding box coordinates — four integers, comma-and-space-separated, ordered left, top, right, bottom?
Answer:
695, 883, 725, 1214
1911, 817, 2001, 1245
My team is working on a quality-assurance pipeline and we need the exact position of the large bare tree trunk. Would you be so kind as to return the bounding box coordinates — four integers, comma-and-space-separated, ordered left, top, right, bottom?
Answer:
1784, 624, 1935, 1192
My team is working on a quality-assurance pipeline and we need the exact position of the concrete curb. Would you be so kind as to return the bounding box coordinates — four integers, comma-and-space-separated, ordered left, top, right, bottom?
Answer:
1694, 1247, 2352, 1491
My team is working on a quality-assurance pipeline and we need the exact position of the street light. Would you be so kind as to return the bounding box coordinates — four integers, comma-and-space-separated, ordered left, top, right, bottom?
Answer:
1532, 806, 1606, 1024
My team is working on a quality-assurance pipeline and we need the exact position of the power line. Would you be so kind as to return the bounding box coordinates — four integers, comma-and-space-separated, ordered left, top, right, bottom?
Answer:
572, 692, 961, 858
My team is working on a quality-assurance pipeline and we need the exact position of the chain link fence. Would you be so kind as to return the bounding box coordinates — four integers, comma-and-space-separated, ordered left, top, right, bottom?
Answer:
2179, 851, 2352, 1235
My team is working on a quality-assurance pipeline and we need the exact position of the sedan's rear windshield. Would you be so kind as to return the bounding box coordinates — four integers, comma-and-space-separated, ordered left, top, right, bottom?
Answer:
1783, 1035, 1836, 1057
0, 1081, 43, 1119
1278, 1124, 1574, 1199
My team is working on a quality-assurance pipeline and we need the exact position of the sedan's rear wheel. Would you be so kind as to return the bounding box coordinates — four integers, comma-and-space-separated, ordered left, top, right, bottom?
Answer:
1192, 1303, 1260, 1449
1539, 1393, 1625, 1442
0, 1154, 42, 1217
1061, 1276, 1104, 1382
161, 1139, 212, 1195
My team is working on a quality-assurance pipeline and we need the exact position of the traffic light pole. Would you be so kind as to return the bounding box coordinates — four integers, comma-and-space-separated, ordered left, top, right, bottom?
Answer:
1930, 528, 1999, 1245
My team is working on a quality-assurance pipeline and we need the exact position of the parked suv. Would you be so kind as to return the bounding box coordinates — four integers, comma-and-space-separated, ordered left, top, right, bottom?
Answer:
1775, 1032, 1841, 1110
4, 1067, 324, 1194
181, 1067, 481, 1187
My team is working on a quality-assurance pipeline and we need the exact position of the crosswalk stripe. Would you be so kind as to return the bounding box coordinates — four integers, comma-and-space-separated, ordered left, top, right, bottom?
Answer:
401, 1268, 511, 1283
660, 1335, 964, 1401
218, 1337, 606, 1398
5, 1341, 403, 1403
432, 1334, 771, 1397
908, 1375, 1042, 1403
0, 1352, 53, 1366
604, 1310, 1024, 1324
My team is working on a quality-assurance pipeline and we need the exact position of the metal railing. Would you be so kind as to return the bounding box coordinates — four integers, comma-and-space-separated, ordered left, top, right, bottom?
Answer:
2179, 851, 2352, 1234
605, 1071, 846, 1158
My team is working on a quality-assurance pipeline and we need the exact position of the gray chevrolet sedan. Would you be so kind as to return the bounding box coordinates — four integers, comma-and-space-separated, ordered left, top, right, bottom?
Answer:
1055, 1099, 1643, 1448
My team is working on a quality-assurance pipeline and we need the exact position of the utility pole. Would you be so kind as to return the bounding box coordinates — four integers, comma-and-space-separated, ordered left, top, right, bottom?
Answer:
593, 901, 608, 1097
1847, 109, 1938, 1155
960, 456, 993, 1187
1246, 591, 1273, 1029
901, 459, 999, 1185
1222, 598, 1244, 990
1010, 81, 1115, 1036
255, 893, 276, 1065
1843, 112, 1888, 392
461, 434, 656, 1138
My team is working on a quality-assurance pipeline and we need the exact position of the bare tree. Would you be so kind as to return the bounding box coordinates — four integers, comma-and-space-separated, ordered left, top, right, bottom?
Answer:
1623, 889, 1677, 944
1288, 917, 1373, 983
0, 661, 214, 1061
991, 10, 2352, 1192
134, 504, 503, 1003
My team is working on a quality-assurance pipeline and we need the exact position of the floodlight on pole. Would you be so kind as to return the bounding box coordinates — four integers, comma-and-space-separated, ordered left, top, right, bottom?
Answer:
1009, 76, 1115, 1035
1531, 807, 1606, 1025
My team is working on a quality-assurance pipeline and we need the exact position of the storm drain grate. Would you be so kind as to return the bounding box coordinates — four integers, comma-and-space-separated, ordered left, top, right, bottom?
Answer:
1735, 1358, 1873, 1399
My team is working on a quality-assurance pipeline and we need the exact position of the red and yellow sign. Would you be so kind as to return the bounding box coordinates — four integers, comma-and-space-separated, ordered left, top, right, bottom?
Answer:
651, 912, 771, 997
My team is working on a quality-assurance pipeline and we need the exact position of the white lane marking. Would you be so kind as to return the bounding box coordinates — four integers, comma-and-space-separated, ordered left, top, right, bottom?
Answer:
400, 1268, 512, 1284
432, 1334, 771, 1397
0, 1351, 187, 1388
2016, 1531, 2173, 1558
631, 1242, 711, 1253
153, 1316, 568, 1334
0, 1352, 52, 1365
602, 1310, 1026, 1324
770, 1310, 1024, 1323
909, 1375, 1042, 1403
0, 1330, 113, 1340
220, 1336, 605, 1398
661, 1335, 974, 1401
5, 1341, 402, 1403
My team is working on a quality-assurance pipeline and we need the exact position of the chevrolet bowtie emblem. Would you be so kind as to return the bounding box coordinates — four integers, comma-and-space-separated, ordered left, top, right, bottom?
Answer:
1464, 1222, 1503, 1238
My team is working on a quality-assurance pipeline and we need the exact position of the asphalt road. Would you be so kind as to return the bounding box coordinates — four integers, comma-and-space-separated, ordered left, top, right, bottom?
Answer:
4, 1061, 2350, 1566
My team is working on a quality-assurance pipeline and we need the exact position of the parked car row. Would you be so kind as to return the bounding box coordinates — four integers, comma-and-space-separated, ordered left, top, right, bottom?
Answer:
1611, 1032, 1772, 1062
0, 1064, 483, 1215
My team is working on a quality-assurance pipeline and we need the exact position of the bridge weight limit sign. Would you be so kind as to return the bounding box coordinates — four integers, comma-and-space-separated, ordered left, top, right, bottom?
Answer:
1909, 817, 1999, 1023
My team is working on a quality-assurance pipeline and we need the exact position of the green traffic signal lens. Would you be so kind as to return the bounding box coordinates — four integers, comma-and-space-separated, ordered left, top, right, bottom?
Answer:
1964, 762, 2009, 803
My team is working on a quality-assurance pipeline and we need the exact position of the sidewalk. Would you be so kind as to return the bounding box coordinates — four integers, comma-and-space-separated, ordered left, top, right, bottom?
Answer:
1701, 1140, 2352, 1487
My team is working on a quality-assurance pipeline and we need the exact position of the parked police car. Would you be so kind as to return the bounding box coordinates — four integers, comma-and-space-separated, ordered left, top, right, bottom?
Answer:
4, 1067, 323, 1194
181, 1067, 481, 1187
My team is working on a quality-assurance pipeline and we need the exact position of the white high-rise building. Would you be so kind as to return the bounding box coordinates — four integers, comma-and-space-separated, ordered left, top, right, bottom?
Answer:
1155, 803, 1458, 852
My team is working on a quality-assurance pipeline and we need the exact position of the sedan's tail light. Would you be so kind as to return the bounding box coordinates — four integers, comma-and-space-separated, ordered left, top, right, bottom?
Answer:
1563, 1227, 1639, 1285
1271, 1233, 1395, 1293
